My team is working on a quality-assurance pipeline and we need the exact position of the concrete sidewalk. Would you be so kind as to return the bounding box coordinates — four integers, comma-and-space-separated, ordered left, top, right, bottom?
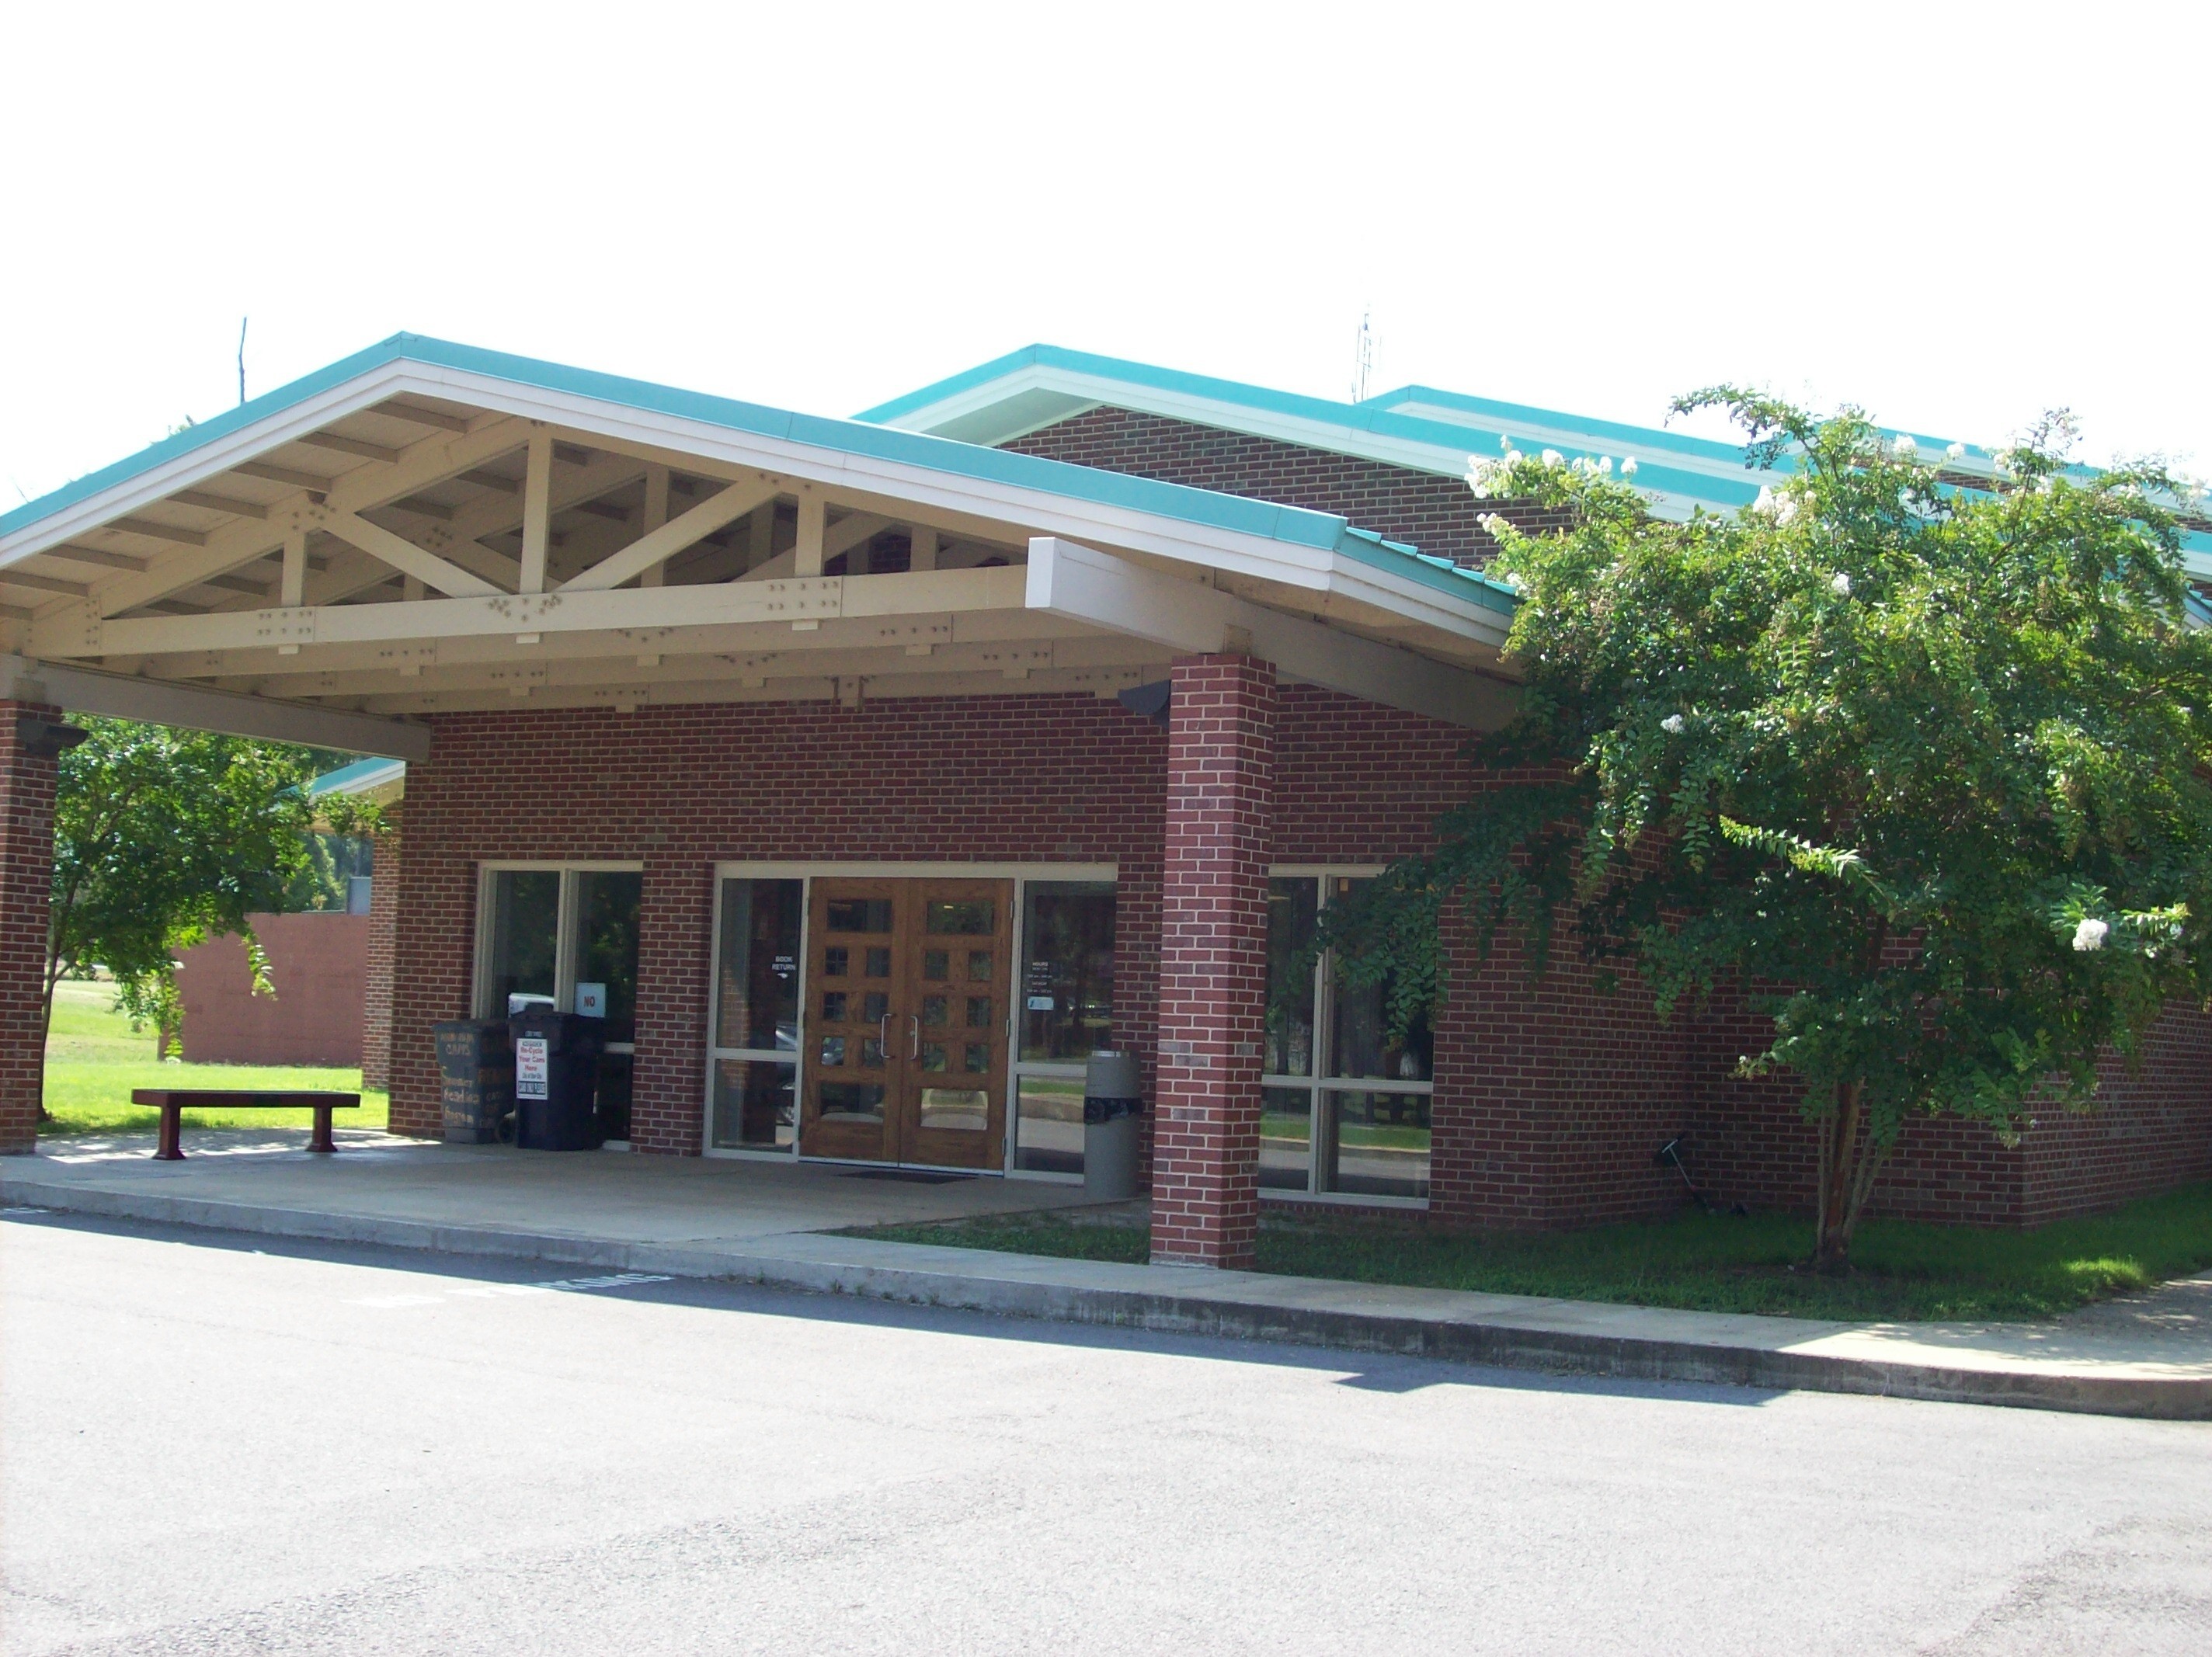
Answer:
7, 1132, 2210, 1420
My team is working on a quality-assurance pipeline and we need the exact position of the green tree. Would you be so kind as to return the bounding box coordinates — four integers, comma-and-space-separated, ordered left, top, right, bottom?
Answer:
1324, 398, 2212, 1270
46, 718, 380, 1067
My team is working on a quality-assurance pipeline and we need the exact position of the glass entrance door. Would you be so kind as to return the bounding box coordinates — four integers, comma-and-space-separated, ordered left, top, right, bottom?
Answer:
798, 877, 1012, 1169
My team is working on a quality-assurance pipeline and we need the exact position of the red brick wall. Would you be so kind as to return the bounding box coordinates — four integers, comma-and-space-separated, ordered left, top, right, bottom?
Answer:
176, 912, 369, 1067
381, 683, 2212, 1227
362, 817, 398, 1091
1003, 405, 1574, 568
1151, 655, 1275, 1267
0, 700, 59, 1154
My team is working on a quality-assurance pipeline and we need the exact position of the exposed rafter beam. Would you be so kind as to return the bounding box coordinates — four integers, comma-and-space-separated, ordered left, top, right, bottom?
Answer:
0, 651, 428, 759
461, 468, 521, 495
296, 431, 402, 464
231, 460, 344, 493
1025, 537, 1516, 730
520, 432, 552, 594
559, 478, 780, 592
40, 566, 1024, 658
315, 510, 504, 599
0, 570, 91, 597
388, 496, 457, 523
371, 400, 473, 434
84, 416, 527, 617
113, 517, 207, 547
42, 545, 150, 572
171, 490, 270, 519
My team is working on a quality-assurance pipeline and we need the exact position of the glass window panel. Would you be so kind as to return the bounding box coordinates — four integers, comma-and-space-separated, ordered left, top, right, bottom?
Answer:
919, 1088, 988, 1131
817, 1082, 885, 1124
926, 901, 995, 935
716, 879, 802, 1054
923, 950, 949, 981
963, 1042, 988, 1074
921, 995, 948, 1027
862, 991, 889, 1023
1327, 881, 1432, 1082
485, 870, 561, 1017
819, 1035, 847, 1067
820, 992, 848, 1023
1016, 1075, 1085, 1175
827, 898, 893, 933
861, 1037, 886, 1068
576, 871, 642, 1044
1322, 1090, 1430, 1200
710, 1059, 796, 1151
1266, 878, 1318, 1077
1261, 1086, 1313, 1191
968, 950, 991, 981
920, 1041, 948, 1072
966, 995, 993, 1030
1021, 884, 1117, 1062
865, 947, 892, 979
823, 947, 848, 978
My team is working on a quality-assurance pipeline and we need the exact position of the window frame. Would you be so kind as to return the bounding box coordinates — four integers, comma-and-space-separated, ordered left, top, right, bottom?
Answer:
472, 860, 645, 1057
1261, 863, 1434, 1211
703, 861, 1117, 1177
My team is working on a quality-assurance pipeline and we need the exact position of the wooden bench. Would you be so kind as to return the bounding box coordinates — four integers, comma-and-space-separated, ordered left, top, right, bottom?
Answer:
130, 1090, 361, 1161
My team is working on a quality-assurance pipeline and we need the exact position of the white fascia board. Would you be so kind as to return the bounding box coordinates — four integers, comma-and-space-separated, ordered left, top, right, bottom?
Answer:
379, 366, 1512, 646
0, 651, 429, 759
1026, 538, 1517, 730
0, 360, 454, 569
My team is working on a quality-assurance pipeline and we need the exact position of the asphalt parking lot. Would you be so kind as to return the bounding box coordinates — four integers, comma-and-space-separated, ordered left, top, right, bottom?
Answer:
5, 1211, 2209, 1655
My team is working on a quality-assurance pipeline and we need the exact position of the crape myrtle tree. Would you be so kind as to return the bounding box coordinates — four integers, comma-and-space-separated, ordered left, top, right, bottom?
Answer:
1321, 394, 2212, 1270
46, 717, 381, 1075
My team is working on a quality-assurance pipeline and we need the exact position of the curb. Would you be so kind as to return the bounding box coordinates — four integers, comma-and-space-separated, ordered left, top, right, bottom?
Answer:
9, 1172, 2209, 1421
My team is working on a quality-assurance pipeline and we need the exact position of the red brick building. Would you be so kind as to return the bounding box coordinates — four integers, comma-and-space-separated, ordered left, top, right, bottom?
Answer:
2, 337, 2206, 1263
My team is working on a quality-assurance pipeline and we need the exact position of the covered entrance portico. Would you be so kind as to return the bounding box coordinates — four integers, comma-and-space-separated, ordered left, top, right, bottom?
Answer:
0, 335, 1519, 1267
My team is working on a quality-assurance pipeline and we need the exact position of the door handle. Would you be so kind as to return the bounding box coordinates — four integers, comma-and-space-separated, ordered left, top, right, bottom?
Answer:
909, 1014, 920, 1059
878, 1012, 890, 1059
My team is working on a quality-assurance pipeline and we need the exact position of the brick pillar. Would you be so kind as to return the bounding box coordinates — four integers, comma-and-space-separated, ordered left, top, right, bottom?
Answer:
1150, 655, 1275, 1267
360, 808, 398, 1093
628, 853, 711, 1155
0, 701, 61, 1155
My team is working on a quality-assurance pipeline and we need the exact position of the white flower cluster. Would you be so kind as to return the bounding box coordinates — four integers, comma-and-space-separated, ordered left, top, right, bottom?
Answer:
1661, 714, 1685, 735
1754, 486, 1804, 526
2073, 917, 2109, 952
1945, 441, 1967, 462
1465, 441, 1525, 498
1890, 433, 1918, 458
1830, 571, 1852, 598
1476, 512, 1513, 540
1568, 455, 1615, 478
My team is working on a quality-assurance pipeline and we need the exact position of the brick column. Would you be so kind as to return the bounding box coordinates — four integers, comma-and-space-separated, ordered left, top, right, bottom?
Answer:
628, 853, 711, 1155
360, 808, 398, 1093
1150, 655, 1275, 1267
0, 701, 61, 1155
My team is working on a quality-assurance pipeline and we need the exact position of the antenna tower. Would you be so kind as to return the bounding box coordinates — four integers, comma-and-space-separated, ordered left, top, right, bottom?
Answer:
1351, 308, 1375, 402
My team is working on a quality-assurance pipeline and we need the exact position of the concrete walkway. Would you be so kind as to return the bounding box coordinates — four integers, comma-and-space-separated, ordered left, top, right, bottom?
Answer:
7, 1131, 2210, 1419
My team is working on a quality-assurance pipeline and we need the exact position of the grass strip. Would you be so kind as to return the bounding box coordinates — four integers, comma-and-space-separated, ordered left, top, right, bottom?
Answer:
849, 1182, 2212, 1323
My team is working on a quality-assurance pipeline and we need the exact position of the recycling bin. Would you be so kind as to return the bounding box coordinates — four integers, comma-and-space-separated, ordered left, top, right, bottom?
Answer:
432, 1020, 513, 1145
509, 1010, 607, 1152
1082, 1050, 1144, 1200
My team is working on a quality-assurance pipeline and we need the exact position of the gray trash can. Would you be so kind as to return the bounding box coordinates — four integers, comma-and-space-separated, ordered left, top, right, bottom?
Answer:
433, 1020, 513, 1145
1083, 1051, 1144, 1200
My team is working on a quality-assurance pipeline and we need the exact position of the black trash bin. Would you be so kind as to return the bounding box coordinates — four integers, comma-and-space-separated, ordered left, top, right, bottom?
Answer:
432, 1020, 513, 1145
509, 1011, 606, 1151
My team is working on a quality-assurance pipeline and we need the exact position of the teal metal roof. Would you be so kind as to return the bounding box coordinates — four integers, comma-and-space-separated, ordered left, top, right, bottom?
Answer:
0, 334, 1515, 619
860, 344, 2212, 573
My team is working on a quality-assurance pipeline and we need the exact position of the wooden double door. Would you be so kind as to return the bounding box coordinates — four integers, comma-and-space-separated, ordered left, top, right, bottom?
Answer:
798, 877, 1013, 1169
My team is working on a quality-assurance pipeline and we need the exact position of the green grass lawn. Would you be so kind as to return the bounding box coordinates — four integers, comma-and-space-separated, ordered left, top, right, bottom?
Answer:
850, 1182, 2212, 1324
38, 978, 388, 1137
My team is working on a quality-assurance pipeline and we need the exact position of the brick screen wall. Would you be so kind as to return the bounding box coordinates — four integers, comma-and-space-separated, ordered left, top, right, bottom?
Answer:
384, 683, 2212, 1226
0, 700, 59, 1155
1003, 406, 1574, 568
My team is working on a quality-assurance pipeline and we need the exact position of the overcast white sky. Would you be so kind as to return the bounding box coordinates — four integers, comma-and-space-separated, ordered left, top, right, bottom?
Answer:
4, 2, 2206, 508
